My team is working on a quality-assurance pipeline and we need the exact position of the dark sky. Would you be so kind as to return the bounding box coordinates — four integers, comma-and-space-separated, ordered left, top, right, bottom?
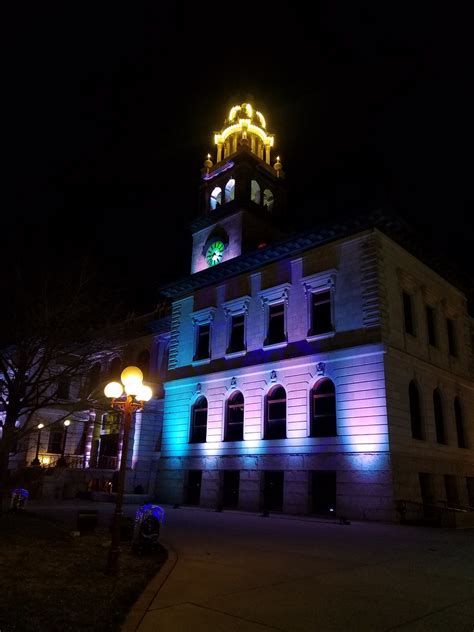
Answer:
4, 3, 474, 315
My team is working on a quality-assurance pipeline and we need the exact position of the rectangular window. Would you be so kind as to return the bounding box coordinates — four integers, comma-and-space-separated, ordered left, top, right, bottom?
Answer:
418, 472, 434, 505
311, 290, 332, 335
228, 314, 245, 353
48, 430, 63, 454
311, 471, 336, 515
56, 378, 71, 400
195, 323, 210, 360
403, 292, 415, 335
466, 477, 474, 508
222, 470, 240, 509
444, 475, 459, 508
262, 471, 284, 512
447, 318, 457, 357
267, 303, 285, 345
426, 306, 436, 346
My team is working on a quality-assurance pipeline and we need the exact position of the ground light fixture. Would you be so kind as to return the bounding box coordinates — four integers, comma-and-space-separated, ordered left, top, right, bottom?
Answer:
104, 365, 152, 573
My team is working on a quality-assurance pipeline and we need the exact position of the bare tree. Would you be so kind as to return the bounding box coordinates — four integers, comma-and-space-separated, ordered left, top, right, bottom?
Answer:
0, 266, 117, 507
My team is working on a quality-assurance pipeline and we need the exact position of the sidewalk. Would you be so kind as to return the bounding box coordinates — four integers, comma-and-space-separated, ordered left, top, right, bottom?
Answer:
123, 506, 474, 631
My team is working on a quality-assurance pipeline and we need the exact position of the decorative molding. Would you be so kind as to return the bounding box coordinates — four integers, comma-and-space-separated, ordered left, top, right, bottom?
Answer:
196, 383, 202, 394
259, 283, 291, 310
316, 362, 325, 376
222, 295, 251, 319
301, 269, 337, 297
161, 210, 469, 299
190, 306, 216, 325
230, 377, 237, 389
270, 370, 277, 382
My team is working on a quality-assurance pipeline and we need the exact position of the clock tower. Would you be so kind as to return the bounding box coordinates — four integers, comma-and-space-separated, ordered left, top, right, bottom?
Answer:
190, 103, 287, 274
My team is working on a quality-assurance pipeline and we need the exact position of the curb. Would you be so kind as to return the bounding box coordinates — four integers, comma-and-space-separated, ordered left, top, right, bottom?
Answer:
122, 541, 178, 632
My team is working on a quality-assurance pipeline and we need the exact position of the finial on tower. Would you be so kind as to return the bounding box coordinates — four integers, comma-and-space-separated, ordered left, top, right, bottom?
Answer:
273, 156, 282, 177
204, 153, 213, 173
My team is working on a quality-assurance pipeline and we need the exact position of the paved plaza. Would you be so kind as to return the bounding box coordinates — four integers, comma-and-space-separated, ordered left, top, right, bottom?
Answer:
29, 501, 474, 631
138, 506, 474, 631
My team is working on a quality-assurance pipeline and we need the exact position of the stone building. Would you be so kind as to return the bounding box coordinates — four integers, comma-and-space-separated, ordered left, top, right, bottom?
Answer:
156, 102, 474, 521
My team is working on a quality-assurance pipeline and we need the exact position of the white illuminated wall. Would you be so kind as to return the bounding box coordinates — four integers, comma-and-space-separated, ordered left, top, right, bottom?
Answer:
159, 230, 397, 520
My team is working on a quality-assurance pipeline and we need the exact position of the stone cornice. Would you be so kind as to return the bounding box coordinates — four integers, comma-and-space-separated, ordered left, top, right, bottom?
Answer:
160, 210, 471, 300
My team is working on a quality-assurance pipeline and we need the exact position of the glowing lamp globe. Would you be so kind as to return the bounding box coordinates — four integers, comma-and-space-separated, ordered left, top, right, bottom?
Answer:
37, 423, 44, 430
121, 366, 143, 388
104, 381, 123, 399
64, 419, 71, 427
136, 384, 153, 402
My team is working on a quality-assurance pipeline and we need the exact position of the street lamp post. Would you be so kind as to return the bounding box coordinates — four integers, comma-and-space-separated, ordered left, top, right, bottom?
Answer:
56, 419, 71, 467
31, 423, 45, 466
104, 366, 152, 574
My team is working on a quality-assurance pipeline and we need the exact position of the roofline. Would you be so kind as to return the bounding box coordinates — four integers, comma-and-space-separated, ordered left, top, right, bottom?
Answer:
159, 209, 472, 300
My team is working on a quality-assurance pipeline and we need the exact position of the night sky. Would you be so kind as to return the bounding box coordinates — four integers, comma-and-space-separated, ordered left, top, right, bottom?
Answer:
4, 3, 474, 316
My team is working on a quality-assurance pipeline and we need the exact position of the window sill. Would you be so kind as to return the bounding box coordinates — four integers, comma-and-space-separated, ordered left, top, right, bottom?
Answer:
192, 357, 211, 366
306, 330, 335, 342
225, 349, 247, 359
263, 340, 288, 351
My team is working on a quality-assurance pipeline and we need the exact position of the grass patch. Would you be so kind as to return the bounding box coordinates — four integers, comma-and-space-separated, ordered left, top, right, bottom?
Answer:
0, 511, 167, 631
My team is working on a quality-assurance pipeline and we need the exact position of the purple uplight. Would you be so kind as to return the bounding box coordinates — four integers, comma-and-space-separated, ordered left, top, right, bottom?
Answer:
202, 161, 234, 181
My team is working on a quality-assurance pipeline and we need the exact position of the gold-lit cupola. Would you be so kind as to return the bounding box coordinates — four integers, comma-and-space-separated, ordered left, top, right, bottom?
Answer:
214, 103, 275, 164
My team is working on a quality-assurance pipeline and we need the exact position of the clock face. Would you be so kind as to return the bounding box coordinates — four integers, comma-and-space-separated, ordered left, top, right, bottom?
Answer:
206, 240, 225, 266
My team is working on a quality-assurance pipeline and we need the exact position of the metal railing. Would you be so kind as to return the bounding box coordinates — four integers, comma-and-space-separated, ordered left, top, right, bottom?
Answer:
39, 453, 85, 469
396, 499, 474, 527
92, 455, 118, 470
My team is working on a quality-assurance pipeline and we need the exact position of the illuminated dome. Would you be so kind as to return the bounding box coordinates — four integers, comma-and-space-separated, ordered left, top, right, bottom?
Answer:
214, 103, 275, 164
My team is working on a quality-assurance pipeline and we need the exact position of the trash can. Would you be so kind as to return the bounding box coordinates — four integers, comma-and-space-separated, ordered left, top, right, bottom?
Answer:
76, 510, 99, 533
10, 488, 29, 510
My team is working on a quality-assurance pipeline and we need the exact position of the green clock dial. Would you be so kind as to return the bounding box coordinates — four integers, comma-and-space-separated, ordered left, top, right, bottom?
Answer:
206, 240, 225, 266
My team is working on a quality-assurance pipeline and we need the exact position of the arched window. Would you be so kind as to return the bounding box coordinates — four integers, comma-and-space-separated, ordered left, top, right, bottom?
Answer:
88, 362, 101, 394
265, 386, 286, 439
225, 391, 244, 441
136, 349, 150, 381
311, 379, 337, 437
409, 381, 423, 439
108, 356, 122, 379
225, 179, 235, 203
190, 396, 207, 443
433, 388, 446, 444
210, 187, 222, 210
454, 397, 467, 448
251, 180, 261, 204
263, 188, 274, 212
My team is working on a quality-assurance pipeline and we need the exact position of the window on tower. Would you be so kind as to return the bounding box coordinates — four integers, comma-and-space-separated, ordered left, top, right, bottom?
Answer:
263, 188, 274, 212
251, 180, 261, 204
225, 179, 235, 203
210, 187, 222, 210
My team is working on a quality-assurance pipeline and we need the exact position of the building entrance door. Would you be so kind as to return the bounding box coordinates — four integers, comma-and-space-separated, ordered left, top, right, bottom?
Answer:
186, 470, 202, 506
